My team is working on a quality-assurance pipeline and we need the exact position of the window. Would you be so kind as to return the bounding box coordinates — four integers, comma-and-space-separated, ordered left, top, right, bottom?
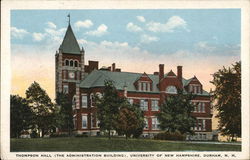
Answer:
65, 60, 69, 66
144, 118, 148, 129
72, 96, 76, 109
142, 82, 146, 91
63, 84, 68, 94
202, 119, 206, 131
81, 94, 88, 108
193, 102, 197, 112
198, 103, 201, 112
197, 119, 206, 131
138, 81, 151, 91
140, 99, 148, 111
70, 60, 74, 67
128, 98, 133, 105
190, 85, 201, 94
152, 117, 160, 130
147, 83, 151, 91
151, 100, 159, 111
90, 93, 94, 107
138, 82, 142, 91
82, 115, 88, 129
166, 86, 177, 94
202, 103, 205, 113
74, 61, 78, 67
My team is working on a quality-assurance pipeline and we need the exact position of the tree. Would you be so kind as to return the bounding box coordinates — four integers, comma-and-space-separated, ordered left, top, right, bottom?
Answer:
55, 92, 74, 136
25, 81, 55, 137
115, 103, 144, 139
156, 90, 196, 135
211, 61, 241, 140
95, 80, 123, 139
10, 95, 33, 138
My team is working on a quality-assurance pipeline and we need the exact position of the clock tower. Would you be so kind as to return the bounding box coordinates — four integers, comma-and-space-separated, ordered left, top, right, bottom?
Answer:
55, 18, 85, 109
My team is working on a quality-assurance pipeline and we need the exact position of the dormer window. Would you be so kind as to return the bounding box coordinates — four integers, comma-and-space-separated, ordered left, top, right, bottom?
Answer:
166, 85, 177, 94
189, 85, 202, 94
138, 81, 151, 92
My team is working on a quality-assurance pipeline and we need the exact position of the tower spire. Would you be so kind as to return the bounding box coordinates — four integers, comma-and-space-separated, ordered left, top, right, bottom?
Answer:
67, 13, 70, 25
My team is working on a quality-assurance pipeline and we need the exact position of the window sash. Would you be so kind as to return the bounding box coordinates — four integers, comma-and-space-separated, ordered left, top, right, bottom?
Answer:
144, 118, 148, 129
151, 100, 159, 111
152, 117, 160, 130
82, 95, 88, 108
63, 85, 68, 94
82, 115, 87, 129
140, 100, 148, 111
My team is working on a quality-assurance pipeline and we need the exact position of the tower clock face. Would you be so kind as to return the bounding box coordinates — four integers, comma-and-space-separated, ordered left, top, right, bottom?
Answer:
69, 72, 75, 79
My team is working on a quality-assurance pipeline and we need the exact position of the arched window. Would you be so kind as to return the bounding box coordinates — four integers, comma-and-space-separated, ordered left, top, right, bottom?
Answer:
65, 60, 69, 66
70, 60, 74, 67
166, 85, 177, 94
74, 61, 78, 67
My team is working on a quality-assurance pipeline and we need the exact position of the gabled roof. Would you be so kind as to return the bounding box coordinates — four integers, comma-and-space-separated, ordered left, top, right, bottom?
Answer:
134, 72, 153, 83
165, 70, 176, 77
80, 70, 159, 92
182, 78, 193, 86
60, 24, 81, 54
80, 70, 210, 96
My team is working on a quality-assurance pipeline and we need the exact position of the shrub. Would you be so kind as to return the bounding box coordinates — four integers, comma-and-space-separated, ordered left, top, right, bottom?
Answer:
30, 131, 39, 138
75, 132, 88, 138
154, 131, 186, 141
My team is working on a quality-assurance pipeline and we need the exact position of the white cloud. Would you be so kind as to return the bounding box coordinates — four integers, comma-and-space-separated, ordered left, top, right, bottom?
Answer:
147, 16, 189, 33
195, 41, 216, 52
11, 27, 29, 39
74, 19, 93, 29
137, 16, 146, 23
47, 22, 57, 29
85, 24, 108, 37
126, 22, 143, 32
78, 39, 88, 45
140, 34, 159, 44
44, 27, 66, 41
32, 32, 46, 41
100, 40, 129, 48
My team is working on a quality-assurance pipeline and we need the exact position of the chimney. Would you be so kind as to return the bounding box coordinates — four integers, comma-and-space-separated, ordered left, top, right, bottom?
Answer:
159, 64, 164, 82
154, 72, 159, 75
177, 66, 182, 81
108, 66, 111, 71
112, 63, 116, 72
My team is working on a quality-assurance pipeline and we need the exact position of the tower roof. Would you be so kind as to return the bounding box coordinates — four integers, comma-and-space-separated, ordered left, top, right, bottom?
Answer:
60, 24, 81, 54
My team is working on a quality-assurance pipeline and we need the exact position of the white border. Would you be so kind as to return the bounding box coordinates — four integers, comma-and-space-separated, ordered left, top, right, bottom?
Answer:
1, 0, 249, 160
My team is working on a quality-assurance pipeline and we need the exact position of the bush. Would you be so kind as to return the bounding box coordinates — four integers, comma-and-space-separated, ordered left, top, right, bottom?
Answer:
75, 132, 88, 138
154, 131, 186, 141
30, 131, 39, 138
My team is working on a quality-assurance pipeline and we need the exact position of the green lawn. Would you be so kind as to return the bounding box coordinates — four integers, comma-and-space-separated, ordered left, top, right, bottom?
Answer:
11, 137, 241, 152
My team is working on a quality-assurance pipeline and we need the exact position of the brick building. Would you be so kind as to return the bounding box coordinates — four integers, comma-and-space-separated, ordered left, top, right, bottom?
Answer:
55, 22, 213, 140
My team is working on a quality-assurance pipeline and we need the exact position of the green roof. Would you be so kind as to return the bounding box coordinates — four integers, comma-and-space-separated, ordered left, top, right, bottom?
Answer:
80, 70, 210, 96
60, 24, 81, 54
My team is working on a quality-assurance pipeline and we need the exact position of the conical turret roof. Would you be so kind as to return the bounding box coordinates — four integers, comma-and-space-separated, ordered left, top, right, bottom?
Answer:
60, 24, 81, 54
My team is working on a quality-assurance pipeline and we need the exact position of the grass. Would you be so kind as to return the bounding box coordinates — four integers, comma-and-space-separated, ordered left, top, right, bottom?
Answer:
10, 137, 241, 152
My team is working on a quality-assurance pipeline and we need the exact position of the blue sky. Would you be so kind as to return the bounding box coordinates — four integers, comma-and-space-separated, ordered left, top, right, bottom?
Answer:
11, 9, 241, 98
11, 9, 240, 54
